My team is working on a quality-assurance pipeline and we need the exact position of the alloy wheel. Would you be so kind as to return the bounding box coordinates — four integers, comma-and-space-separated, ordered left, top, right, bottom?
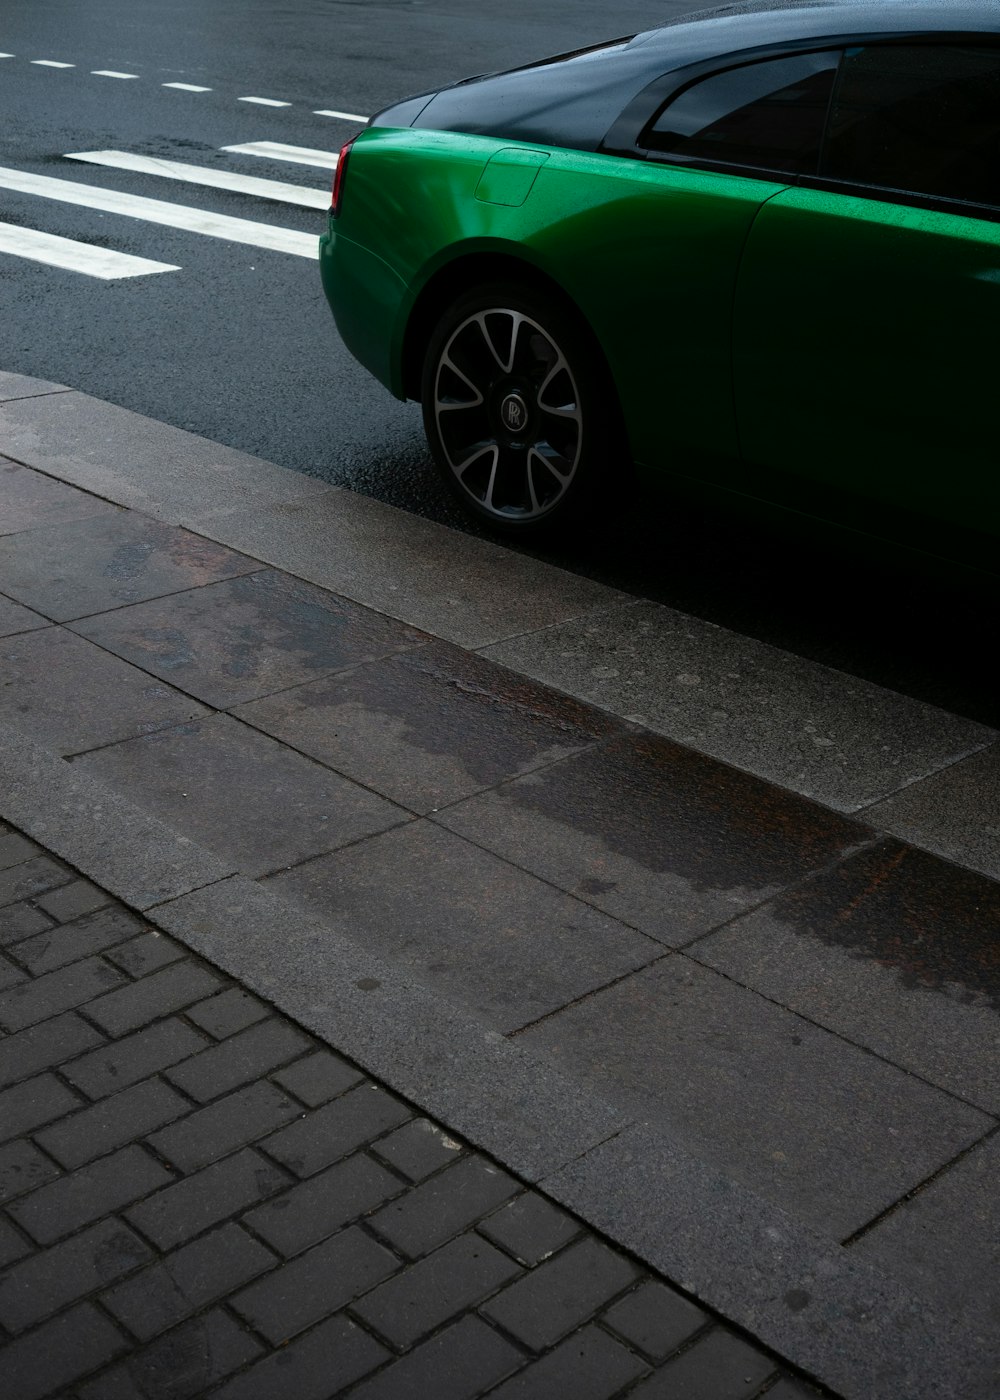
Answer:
432, 308, 583, 521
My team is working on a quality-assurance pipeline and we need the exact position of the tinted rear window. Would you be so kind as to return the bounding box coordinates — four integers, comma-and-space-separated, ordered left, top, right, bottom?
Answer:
643, 50, 839, 174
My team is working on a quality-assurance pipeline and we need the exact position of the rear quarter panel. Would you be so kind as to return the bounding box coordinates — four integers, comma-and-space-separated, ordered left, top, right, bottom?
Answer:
325, 127, 784, 470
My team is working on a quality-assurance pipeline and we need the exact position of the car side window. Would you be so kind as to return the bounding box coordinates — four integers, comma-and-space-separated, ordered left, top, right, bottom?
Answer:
821, 45, 1000, 209
642, 51, 840, 175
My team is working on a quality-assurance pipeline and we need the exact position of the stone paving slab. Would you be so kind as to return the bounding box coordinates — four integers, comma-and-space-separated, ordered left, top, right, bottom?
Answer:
853, 1130, 1000, 1334
73, 715, 409, 880
0, 456, 120, 537
0, 826, 824, 1400
0, 726, 237, 910
266, 820, 662, 1034
187, 489, 631, 651
0, 389, 332, 521
691, 841, 1000, 1115
0, 629, 208, 754
70, 569, 429, 710
0, 372, 71, 403
0, 593, 48, 638
0, 512, 260, 622
436, 731, 871, 945
482, 600, 997, 813
516, 957, 992, 1239
864, 741, 1000, 882
233, 639, 623, 815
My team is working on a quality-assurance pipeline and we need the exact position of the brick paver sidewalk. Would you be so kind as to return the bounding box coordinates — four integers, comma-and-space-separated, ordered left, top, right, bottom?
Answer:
0, 824, 826, 1400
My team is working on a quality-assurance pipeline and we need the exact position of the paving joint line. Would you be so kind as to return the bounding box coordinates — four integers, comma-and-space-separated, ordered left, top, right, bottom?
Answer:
246, 814, 419, 887
505, 954, 674, 1041
506, 907, 995, 1131
0, 389, 75, 406
418, 801, 662, 941
45, 564, 271, 629
840, 1120, 1000, 1249
847, 732, 1000, 817
678, 939, 1000, 1123
467, 591, 649, 652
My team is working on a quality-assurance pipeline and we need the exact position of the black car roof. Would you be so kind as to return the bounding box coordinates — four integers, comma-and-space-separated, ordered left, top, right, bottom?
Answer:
632, 1, 1000, 67
388, 0, 1000, 152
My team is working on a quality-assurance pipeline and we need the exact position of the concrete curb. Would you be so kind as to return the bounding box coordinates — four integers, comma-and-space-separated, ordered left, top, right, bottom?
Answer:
2, 371, 996, 851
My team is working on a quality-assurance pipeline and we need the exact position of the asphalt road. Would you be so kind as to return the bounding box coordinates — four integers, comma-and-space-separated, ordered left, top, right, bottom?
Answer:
2, 0, 997, 726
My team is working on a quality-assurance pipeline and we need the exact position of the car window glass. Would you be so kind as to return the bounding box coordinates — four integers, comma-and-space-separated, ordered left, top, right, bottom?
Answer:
822, 45, 1000, 208
644, 51, 840, 174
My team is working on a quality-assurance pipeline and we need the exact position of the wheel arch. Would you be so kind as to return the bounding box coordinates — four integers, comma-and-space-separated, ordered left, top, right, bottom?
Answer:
399, 250, 622, 415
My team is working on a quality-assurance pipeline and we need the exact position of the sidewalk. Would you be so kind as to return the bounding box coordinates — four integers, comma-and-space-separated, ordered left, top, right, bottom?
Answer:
2, 829, 812, 1400
1, 370, 998, 1399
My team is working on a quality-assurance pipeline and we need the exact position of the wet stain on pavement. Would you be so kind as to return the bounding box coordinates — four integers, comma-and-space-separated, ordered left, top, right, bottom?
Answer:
72, 570, 430, 708
114, 1311, 257, 1396
438, 732, 870, 943
494, 732, 868, 884
757, 841, 1000, 1007
102, 539, 156, 581
235, 640, 621, 811
93, 1227, 150, 1282
134, 628, 197, 672
0, 510, 259, 619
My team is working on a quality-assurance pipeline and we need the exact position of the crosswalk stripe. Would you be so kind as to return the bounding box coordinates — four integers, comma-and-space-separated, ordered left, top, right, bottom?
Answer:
239, 96, 290, 107
65, 150, 330, 210
0, 165, 318, 258
221, 141, 339, 170
31, 60, 74, 68
163, 82, 212, 92
314, 109, 368, 123
0, 221, 179, 278
91, 70, 139, 80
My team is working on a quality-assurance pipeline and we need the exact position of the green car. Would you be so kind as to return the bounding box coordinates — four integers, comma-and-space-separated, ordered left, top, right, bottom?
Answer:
320, 0, 999, 570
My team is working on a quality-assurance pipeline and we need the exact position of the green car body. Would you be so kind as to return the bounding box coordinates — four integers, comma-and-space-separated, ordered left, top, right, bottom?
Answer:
320, 1, 999, 571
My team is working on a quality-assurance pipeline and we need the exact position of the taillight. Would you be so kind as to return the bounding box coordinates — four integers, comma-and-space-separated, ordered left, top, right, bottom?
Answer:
331, 137, 356, 217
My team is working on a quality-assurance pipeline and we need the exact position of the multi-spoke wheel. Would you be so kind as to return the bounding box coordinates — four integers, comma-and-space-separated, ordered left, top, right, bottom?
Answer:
421, 282, 620, 536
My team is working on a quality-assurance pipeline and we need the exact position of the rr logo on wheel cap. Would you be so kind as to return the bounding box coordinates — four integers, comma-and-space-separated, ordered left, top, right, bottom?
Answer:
500, 393, 528, 433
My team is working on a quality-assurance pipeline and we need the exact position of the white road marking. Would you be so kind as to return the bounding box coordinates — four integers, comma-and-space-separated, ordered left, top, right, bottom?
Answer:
0, 221, 179, 278
163, 82, 212, 92
0, 54, 14, 59
65, 150, 330, 210
91, 70, 138, 79
31, 60, 75, 68
0, 166, 318, 258
222, 141, 339, 170
314, 109, 367, 123
239, 96, 291, 107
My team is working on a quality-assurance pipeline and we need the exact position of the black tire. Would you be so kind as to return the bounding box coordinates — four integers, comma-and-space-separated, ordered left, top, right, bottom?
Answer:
420, 280, 624, 538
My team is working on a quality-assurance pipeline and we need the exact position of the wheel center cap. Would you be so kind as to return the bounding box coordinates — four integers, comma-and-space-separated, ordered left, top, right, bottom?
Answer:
499, 393, 529, 435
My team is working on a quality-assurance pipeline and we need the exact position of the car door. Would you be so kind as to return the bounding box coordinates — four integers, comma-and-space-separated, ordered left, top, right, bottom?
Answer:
576, 49, 840, 480
733, 42, 1000, 545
